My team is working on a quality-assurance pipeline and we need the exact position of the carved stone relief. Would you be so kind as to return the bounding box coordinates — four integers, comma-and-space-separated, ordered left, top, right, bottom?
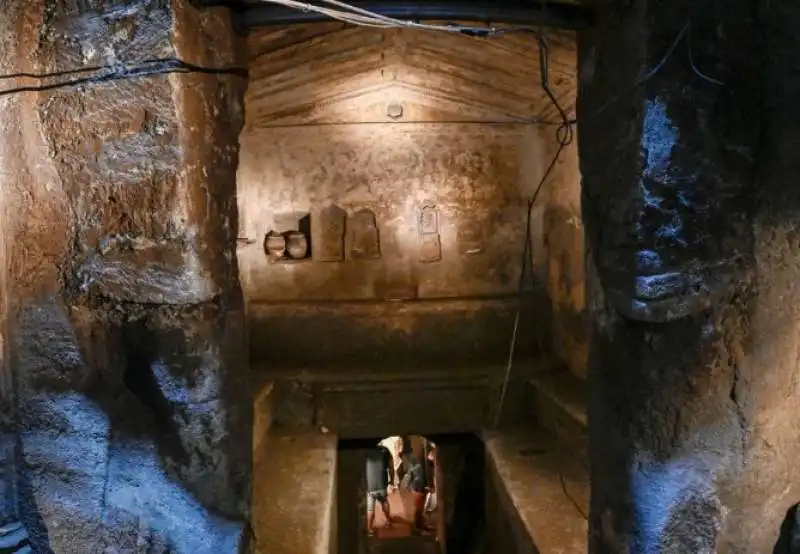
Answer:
419, 204, 442, 263
316, 204, 347, 262
420, 235, 442, 263
349, 208, 381, 260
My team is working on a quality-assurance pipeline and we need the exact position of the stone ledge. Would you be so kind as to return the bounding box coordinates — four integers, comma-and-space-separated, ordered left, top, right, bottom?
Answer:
248, 297, 541, 368
482, 426, 588, 554
253, 358, 547, 384
253, 381, 274, 459
253, 431, 337, 554
528, 365, 588, 463
255, 359, 553, 438
529, 366, 587, 427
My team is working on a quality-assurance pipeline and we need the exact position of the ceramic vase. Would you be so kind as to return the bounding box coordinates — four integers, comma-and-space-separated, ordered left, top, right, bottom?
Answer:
285, 231, 309, 259
265, 232, 286, 260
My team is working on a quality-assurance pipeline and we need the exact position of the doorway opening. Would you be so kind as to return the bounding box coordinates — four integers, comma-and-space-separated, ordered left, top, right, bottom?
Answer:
337, 433, 485, 554
370, 435, 440, 541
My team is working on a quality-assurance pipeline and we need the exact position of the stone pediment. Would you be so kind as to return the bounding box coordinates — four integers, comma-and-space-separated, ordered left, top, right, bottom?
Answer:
246, 23, 577, 127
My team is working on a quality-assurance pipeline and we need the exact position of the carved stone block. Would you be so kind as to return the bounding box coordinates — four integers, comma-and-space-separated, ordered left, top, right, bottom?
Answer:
316, 204, 347, 262
419, 204, 441, 263
420, 234, 442, 263
349, 208, 381, 260
420, 204, 439, 234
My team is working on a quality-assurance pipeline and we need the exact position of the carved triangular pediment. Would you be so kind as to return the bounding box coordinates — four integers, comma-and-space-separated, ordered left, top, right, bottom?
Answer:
246, 23, 577, 127
248, 81, 540, 127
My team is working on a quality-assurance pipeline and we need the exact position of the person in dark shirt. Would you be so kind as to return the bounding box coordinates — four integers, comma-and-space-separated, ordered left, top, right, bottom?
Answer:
407, 455, 429, 533
365, 445, 395, 535
424, 445, 438, 515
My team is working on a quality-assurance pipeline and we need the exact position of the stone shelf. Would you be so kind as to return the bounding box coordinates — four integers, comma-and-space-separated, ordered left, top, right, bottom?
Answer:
253, 430, 337, 554
268, 258, 314, 265
528, 364, 588, 465
482, 426, 588, 554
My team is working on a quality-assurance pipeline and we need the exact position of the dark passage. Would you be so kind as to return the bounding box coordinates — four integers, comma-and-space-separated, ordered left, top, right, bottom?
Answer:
337, 434, 486, 554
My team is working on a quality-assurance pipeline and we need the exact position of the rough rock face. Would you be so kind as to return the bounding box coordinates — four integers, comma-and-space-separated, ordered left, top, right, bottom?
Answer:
0, 2, 251, 553
580, 0, 800, 552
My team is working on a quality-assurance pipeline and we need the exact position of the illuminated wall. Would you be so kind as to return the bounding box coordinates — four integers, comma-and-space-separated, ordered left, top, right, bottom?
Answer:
238, 22, 583, 370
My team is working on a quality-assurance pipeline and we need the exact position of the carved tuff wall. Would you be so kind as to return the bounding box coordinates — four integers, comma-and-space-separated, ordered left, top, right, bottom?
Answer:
239, 23, 584, 371
580, 0, 800, 551
541, 134, 586, 378
0, 2, 251, 552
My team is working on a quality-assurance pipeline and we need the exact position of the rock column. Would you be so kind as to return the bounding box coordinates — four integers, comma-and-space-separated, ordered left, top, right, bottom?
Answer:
579, 0, 800, 551
1, 1, 251, 552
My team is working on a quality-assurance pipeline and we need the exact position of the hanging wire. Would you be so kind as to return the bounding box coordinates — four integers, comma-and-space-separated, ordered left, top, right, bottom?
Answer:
687, 21, 726, 87
256, 0, 502, 34
0, 58, 247, 98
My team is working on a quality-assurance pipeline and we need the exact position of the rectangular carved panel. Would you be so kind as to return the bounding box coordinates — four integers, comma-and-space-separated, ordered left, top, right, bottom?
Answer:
316, 204, 347, 262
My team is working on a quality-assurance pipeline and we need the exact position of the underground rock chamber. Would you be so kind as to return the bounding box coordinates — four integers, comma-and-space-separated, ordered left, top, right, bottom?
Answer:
5, 0, 800, 553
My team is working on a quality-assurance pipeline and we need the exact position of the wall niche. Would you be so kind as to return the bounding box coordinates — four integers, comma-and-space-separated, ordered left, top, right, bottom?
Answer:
348, 208, 381, 260
264, 212, 312, 263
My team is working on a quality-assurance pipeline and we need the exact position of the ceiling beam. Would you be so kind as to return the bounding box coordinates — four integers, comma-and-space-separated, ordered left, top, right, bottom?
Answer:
236, 1, 595, 31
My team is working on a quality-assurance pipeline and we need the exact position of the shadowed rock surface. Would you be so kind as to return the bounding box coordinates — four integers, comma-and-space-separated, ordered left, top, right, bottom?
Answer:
580, 0, 800, 552
0, 1, 251, 552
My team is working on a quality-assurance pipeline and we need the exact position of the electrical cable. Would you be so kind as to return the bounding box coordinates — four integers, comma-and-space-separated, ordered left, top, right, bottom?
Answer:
687, 22, 726, 87
488, 12, 713, 520
0, 58, 247, 98
258, 0, 395, 27
484, 24, 589, 521
493, 28, 572, 430
256, 0, 502, 34
553, 417, 589, 520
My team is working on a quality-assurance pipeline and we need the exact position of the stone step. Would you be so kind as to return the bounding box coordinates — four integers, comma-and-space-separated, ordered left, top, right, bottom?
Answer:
0, 521, 30, 552
482, 425, 588, 554
528, 365, 588, 466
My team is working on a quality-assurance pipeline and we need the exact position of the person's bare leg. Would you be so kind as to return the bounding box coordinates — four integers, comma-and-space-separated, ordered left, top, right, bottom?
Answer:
381, 500, 392, 527
367, 508, 376, 535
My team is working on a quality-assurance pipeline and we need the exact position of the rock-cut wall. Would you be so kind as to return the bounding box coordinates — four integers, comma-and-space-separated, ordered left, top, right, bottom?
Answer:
0, 2, 252, 553
580, 0, 800, 551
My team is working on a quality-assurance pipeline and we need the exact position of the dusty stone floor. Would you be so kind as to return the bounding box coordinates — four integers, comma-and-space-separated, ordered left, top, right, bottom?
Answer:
370, 489, 438, 539
368, 489, 440, 554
